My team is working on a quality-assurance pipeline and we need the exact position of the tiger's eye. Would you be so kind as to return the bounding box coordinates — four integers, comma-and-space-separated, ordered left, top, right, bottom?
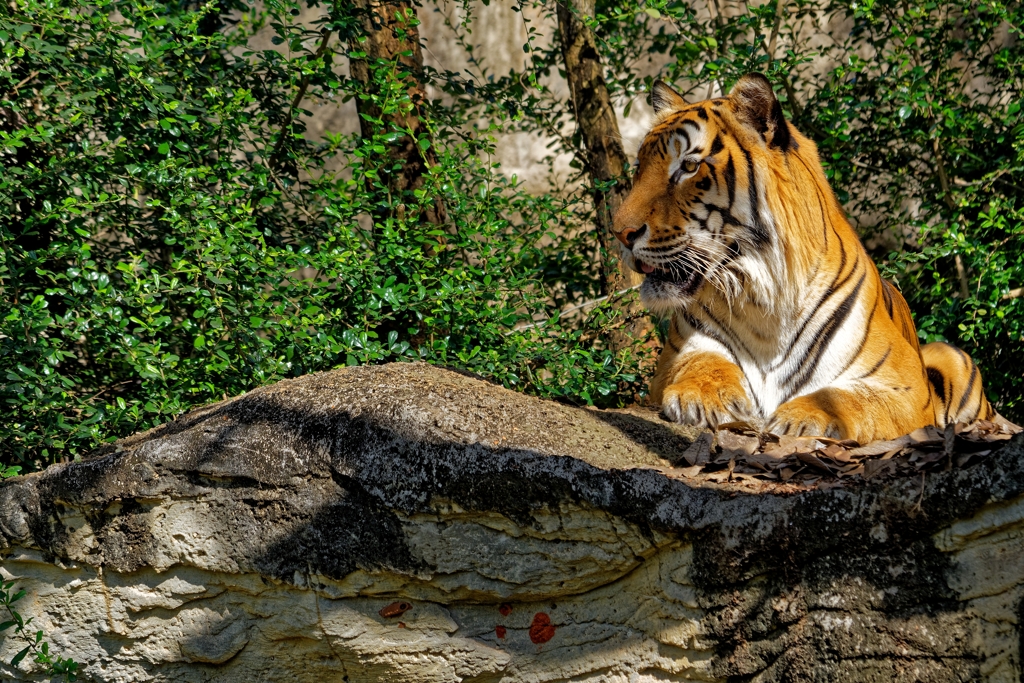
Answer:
683, 159, 700, 173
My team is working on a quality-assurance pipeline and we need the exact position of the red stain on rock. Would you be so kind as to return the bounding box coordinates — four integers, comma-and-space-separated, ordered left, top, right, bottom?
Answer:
498, 603, 513, 617
379, 601, 412, 618
495, 625, 507, 639
529, 612, 555, 644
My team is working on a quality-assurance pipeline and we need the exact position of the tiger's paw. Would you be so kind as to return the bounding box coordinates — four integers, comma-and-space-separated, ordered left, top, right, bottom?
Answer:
661, 381, 753, 429
767, 398, 843, 439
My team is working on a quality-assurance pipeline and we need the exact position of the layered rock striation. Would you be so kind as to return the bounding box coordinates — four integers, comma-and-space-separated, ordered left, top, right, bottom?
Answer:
1, 363, 1023, 682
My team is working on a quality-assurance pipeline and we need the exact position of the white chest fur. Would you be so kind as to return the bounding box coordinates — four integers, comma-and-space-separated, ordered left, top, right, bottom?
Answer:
673, 290, 872, 418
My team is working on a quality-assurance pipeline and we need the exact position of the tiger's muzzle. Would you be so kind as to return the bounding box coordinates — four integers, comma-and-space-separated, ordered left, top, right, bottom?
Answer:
633, 256, 704, 299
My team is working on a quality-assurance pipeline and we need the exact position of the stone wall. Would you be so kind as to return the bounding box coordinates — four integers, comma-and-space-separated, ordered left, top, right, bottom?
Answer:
1, 363, 1023, 681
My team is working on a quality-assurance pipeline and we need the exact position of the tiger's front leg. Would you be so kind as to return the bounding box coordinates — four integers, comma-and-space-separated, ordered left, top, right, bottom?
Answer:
767, 385, 931, 444
767, 389, 851, 441
651, 351, 754, 428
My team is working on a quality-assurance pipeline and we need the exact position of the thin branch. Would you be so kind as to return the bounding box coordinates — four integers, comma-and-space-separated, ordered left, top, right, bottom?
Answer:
952, 168, 1024, 193
82, 380, 134, 405
780, 75, 802, 118
849, 158, 889, 174
512, 284, 642, 333
705, 0, 724, 98
9, 70, 39, 95
268, 27, 334, 173
1003, 287, 1023, 301
931, 137, 970, 299
972, 235, 1013, 304
953, 255, 970, 299
766, 0, 787, 64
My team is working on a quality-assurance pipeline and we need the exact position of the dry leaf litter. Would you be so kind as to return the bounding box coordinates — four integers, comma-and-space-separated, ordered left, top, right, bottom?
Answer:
654, 418, 1021, 493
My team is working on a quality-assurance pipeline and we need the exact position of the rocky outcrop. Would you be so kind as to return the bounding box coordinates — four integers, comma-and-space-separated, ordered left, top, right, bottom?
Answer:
1, 363, 1023, 682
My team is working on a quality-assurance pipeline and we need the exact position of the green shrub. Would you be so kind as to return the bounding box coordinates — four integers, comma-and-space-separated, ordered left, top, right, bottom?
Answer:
0, 0, 652, 470
2, 0, 1021, 473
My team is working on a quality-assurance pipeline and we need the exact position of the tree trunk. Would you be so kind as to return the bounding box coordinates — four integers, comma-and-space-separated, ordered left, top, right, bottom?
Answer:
556, 0, 649, 346
348, 0, 445, 226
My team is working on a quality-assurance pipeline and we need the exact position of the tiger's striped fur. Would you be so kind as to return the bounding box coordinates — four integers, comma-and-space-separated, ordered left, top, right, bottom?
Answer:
613, 74, 996, 442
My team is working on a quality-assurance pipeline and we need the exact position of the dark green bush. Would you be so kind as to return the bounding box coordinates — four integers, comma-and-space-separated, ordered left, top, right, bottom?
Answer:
1, 0, 1021, 473
0, 0, 651, 470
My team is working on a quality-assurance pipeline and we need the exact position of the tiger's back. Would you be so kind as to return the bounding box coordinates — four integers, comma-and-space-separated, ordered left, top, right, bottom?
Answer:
613, 73, 999, 442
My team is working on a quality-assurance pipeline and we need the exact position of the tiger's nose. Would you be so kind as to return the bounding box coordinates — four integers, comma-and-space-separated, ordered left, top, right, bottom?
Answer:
616, 224, 648, 248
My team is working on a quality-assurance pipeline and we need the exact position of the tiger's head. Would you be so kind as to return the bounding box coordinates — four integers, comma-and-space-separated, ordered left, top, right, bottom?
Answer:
613, 73, 806, 316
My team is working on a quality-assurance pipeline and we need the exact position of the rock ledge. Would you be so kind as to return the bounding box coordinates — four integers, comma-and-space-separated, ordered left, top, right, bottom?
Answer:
1, 363, 1023, 682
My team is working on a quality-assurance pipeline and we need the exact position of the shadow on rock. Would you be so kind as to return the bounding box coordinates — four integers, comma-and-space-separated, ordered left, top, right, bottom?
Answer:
2, 364, 1023, 682
589, 407, 703, 464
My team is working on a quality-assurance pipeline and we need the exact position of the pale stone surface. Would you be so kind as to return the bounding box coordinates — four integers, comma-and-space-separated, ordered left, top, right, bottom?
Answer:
1, 362, 1023, 682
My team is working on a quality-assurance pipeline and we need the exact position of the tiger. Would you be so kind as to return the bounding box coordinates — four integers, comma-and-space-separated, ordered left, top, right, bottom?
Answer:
612, 73, 997, 443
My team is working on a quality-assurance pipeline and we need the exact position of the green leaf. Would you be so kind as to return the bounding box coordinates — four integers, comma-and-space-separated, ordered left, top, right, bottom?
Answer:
11, 645, 31, 667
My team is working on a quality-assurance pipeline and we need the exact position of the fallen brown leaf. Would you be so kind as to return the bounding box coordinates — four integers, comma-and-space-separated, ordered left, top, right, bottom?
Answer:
743, 452, 791, 470
863, 459, 893, 479
796, 451, 835, 474
676, 465, 703, 478
839, 464, 865, 477
849, 437, 911, 457
911, 450, 945, 467
804, 435, 859, 448
955, 450, 993, 467
982, 433, 1014, 441
763, 435, 820, 457
718, 430, 759, 457
943, 423, 955, 458
993, 416, 1022, 434
907, 425, 944, 448
822, 443, 851, 462
681, 432, 714, 466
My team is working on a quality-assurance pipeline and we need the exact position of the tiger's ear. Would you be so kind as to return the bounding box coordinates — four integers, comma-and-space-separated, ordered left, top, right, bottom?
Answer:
651, 80, 686, 114
730, 73, 792, 150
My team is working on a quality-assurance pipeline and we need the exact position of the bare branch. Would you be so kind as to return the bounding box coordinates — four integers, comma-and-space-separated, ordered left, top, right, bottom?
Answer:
269, 28, 334, 173
512, 284, 642, 333
766, 0, 787, 63
931, 138, 970, 299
